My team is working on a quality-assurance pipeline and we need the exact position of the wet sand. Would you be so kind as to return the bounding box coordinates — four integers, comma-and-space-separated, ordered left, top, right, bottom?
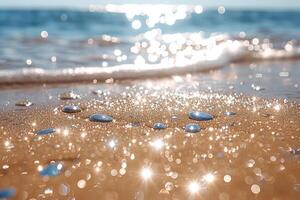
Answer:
0, 62, 300, 200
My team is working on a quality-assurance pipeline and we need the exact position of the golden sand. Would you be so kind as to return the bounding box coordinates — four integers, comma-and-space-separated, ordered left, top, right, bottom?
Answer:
0, 79, 299, 200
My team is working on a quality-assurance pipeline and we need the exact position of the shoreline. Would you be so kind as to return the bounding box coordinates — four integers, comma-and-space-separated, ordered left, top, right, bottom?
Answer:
0, 61, 299, 110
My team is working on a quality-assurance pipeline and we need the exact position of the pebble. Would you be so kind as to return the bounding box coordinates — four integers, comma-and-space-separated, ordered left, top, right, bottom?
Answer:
92, 90, 103, 95
89, 114, 113, 122
290, 148, 300, 155
36, 128, 56, 135
62, 105, 81, 113
15, 100, 33, 107
40, 163, 63, 177
0, 188, 16, 199
224, 111, 236, 116
185, 124, 201, 133
153, 122, 167, 130
252, 85, 265, 91
59, 91, 80, 100
189, 111, 213, 121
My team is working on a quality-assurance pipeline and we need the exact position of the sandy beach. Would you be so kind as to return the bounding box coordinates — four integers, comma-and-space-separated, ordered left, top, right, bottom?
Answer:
0, 61, 299, 200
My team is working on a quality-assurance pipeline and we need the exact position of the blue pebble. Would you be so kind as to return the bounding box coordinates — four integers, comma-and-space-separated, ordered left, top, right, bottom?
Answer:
0, 188, 15, 199
153, 122, 167, 130
224, 111, 236, 116
40, 163, 63, 177
62, 105, 81, 113
189, 111, 213, 121
89, 114, 113, 122
185, 124, 201, 133
36, 128, 56, 135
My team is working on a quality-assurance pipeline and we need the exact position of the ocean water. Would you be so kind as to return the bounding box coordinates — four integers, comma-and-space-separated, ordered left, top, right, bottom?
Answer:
1, 5, 300, 83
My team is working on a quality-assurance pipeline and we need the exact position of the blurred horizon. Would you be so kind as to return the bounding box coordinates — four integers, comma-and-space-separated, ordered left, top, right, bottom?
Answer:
1, 0, 300, 10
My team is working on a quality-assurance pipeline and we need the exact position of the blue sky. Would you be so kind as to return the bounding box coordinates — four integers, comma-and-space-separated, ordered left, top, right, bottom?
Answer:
1, 0, 300, 9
